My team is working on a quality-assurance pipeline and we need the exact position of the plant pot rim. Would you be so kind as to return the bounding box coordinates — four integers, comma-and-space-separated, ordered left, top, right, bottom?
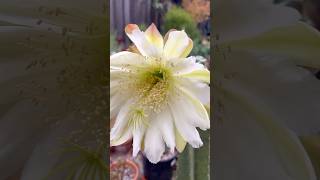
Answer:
110, 159, 139, 180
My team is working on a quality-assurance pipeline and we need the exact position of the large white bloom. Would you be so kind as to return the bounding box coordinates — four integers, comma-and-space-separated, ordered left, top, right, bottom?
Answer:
110, 24, 210, 163
213, 0, 320, 179
0, 0, 107, 179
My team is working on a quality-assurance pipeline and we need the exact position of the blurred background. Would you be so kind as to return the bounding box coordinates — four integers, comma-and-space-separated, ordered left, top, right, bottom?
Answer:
110, 0, 210, 61
0, 0, 108, 179
109, 0, 210, 179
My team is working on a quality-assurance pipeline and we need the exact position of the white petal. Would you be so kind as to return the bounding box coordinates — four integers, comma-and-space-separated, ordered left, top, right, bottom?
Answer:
172, 57, 205, 74
143, 119, 165, 163
174, 85, 210, 130
110, 79, 121, 96
169, 101, 203, 148
110, 51, 146, 68
111, 129, 132, 147
110, 68, 133, 84
178, 70, 210, 84
175, 127, 187, 152
110, 92, 128, 119
125, 24, 159, 57
163, 31, 191, 59
132, 125, 146, 157
110, 99, 133, 143
173, 57, 210, 83
177, 78, 210, 104
110, 107, 133, 146
155, 108, 175, 152
144, 23, 164, 54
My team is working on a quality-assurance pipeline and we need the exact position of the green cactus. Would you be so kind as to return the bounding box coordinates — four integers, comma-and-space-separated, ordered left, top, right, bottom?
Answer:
176, 130, 210, 180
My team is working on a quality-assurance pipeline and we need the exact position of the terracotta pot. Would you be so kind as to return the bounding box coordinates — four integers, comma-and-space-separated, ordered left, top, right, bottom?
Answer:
110, 159, 139, 180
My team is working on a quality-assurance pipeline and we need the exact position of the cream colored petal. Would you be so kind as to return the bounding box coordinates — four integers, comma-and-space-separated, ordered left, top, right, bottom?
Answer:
173, 56, 210, 83
163, 30, 191, 59
144, 23, 164, 54
110, 74, 132, 119
110, 68, 135, 87
110, 79, 121, 96
144, 120, 165, 163
178, 78, 210, 104
110, 51, 146, 68
172, 56, 202, 72
180, 38, 193, 58
132, 125, 146, 157
110, 127, 132, 146
125, 24, 159, 57
155, 108, 175, 152
169, 101, 203, 148
175, 127, 187, 152
176, 85, 210, 130
110, 99, 133, 142
179, 69, 210, 84
164, 29, 177, 44
110, 67, 131, 78
110, 93, 127, 119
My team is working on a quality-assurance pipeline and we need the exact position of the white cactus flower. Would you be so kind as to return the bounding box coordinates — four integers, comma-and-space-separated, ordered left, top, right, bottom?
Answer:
110, 23, 210, 163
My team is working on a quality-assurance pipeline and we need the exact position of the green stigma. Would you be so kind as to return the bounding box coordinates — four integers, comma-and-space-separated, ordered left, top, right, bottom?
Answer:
152, 69, 166, 80
141, 66, 171, 85
134, 64, 173, 112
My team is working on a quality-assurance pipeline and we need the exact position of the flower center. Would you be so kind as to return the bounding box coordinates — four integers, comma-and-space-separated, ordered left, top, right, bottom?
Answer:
135, 64, 173, 113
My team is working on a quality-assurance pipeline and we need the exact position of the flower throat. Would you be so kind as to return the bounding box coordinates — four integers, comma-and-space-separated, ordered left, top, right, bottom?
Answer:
135, 64, 173, 113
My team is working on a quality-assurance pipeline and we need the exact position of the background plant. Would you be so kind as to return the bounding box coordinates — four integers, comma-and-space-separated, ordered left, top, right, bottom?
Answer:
182, 0, 210, 23
164, 6, 200, 40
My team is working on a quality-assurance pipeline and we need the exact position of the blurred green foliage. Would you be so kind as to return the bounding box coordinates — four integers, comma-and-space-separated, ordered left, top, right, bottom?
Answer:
110, 32, 119, 53
164, 7, 200, 40
176, 130, 210, 180
164, 7, 209, 58
139, 23, 147, 31
191, 39, 210, 57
